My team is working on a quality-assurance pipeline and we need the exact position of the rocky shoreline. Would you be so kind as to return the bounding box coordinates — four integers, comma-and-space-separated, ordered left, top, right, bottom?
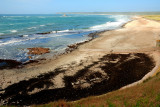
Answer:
0, 30, 104, 70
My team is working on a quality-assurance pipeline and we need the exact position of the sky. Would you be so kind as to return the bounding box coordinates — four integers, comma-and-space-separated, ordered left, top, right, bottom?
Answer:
0, 0, 160, 14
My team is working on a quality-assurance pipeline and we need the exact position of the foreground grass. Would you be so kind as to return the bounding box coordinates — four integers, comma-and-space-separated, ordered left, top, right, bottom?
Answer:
33, 73, 160, 107
143, 15, 160, 21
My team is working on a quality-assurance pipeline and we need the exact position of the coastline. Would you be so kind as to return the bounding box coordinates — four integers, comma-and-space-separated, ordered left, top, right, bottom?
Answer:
0, 27, 113, 69
1, 16, 160, 106
0, 14, 130, 64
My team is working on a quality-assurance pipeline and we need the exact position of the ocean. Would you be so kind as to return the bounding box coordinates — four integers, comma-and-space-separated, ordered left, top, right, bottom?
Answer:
0, 14, 131, 63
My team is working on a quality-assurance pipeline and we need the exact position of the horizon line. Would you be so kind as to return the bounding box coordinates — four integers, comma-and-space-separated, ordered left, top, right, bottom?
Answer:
0, 11, 160, 15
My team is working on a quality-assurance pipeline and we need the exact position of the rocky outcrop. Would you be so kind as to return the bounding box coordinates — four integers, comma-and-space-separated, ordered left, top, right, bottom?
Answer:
0, 59, 22, 69
36, 32, 52, 35
27, 47, 50, 55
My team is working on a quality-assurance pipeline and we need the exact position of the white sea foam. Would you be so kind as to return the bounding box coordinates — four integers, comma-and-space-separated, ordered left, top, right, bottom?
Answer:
90, 21, 122, 30
22, 35, 29, 37
90, 15, 130, 31
47, 23, 55, 25
27, 27, 37, 29
40, 25, 45, 27
0, 39, 23, 46
0, 32, 70, 47
58, 29, 70, 33
10, 30, 17, 33
60, 16, 72, 18
0, 37, 37, 46
0, 33, 4, 35
4, 16, 24, 18
46, 29, 71, 34
26, 16, 31, 18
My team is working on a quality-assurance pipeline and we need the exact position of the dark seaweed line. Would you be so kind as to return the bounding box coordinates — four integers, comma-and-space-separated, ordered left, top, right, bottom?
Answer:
0, 53, 155, 106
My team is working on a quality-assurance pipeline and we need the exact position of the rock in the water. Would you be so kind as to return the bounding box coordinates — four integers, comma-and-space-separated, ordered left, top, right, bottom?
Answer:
27, 47, 50, 55
36, 32, 52, 35
0, 59, 22, 69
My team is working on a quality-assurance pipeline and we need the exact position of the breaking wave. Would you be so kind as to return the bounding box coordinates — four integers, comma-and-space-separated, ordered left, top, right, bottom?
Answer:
90, 15, 131, 30
10, 30, 17, 33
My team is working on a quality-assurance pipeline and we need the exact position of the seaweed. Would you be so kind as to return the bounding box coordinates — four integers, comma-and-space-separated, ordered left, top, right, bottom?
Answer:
0, 53, 155, 106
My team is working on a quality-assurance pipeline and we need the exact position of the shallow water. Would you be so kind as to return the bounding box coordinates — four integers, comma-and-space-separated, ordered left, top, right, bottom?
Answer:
0, 14, 131, 62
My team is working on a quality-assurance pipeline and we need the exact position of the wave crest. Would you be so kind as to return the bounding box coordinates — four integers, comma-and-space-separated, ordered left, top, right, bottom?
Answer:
10, 30, 17, 33
90, 15, 131, 30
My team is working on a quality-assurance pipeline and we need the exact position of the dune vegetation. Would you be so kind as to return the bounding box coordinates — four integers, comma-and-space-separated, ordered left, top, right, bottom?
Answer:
143, 15, 160, 21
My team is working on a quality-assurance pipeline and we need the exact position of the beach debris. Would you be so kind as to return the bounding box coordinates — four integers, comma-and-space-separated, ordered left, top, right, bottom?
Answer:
27, 47, 50, 55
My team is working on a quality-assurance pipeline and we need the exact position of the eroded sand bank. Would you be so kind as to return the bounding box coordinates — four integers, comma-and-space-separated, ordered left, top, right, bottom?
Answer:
0, 17, 160, 105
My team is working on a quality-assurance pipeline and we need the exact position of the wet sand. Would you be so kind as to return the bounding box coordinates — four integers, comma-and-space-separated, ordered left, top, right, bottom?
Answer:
0, 16, 160, 106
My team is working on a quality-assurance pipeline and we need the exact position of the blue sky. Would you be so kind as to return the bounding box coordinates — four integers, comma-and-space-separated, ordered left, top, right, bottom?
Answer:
0, 0, 160, 14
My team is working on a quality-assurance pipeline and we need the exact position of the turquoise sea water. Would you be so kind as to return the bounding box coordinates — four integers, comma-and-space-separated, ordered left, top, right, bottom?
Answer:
0, 14, 131, 62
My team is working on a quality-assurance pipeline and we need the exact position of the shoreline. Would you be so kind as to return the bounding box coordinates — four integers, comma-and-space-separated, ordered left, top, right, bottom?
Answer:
0, 14, 131, 65
1, 16, 160, 106
0, 27, 114, 69
0, 14, 131, 69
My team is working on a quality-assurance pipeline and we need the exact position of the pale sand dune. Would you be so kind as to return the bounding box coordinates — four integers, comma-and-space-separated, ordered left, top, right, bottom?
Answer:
0, 17, 160, 90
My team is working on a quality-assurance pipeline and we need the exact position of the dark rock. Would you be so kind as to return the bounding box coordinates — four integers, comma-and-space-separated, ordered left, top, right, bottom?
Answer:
0, 59, 22, 69
36, 32, 52, 35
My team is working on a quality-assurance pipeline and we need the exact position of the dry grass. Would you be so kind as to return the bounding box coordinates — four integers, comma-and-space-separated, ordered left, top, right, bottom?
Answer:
143, 15, 160, 21
32, 73, 160, 107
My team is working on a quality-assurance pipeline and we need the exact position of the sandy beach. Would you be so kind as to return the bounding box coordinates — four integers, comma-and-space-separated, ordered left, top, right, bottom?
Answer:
0, 16, 160, 105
